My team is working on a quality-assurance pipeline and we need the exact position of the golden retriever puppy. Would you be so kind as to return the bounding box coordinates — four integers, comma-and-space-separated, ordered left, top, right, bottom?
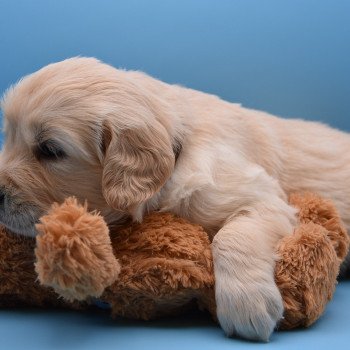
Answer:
0, 57, 349, 341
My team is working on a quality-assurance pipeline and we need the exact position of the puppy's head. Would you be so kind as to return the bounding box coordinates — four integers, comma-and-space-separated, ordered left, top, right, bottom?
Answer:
0, 57, 175, 236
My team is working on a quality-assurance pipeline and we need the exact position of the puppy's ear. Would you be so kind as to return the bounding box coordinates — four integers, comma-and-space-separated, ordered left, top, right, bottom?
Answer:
101, 121, 174, 212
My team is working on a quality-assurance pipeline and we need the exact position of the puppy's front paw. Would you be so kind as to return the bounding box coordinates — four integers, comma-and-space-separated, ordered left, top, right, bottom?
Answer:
215, 277, 284, 342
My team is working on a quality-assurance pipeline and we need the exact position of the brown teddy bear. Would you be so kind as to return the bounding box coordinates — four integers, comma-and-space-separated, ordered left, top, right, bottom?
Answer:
0, 192, 349, 331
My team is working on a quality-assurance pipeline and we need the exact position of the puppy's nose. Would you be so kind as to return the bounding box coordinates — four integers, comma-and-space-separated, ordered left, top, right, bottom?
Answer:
0, 188, 5, 210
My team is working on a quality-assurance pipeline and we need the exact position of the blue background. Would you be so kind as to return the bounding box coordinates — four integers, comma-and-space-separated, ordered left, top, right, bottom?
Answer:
0, 0, 350, 129
0, 1, 350, 349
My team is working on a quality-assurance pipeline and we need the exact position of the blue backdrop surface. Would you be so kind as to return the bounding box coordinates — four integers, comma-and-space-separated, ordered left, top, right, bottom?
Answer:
0, 1, 349, 349
0, 281, 349, 350
0, 0, 350, 129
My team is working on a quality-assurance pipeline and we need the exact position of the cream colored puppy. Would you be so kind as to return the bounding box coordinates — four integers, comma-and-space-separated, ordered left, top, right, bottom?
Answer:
0, 57, 349, 341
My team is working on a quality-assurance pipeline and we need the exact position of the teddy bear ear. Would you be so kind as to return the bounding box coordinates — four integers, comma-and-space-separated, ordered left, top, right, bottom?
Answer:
101, 120, 175, 213
289, 191, 350, 260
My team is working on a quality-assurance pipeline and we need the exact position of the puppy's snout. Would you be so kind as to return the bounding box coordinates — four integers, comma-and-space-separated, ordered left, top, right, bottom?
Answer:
0, 188, 5, 210
0, 184, 8, 209
0, 186, 13, 219
0, 185, 15, 212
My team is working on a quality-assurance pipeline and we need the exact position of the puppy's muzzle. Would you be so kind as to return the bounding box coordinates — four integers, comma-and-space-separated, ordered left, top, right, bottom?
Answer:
0, 188, 5, 211
0, 187, 41, 237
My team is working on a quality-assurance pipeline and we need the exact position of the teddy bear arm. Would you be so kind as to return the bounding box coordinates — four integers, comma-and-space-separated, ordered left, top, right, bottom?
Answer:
34, 198, 121, 301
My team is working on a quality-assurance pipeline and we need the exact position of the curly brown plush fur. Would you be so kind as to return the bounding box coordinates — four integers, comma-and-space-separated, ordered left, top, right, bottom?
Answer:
35, 199, 120, 301
0, 227, 81, 310
275, 192, 349, 329
36, 207, 215, 320
0, 192, 349, 331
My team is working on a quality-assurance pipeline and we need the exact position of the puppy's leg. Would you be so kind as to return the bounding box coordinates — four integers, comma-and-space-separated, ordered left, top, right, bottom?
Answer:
212, 199, 295, 341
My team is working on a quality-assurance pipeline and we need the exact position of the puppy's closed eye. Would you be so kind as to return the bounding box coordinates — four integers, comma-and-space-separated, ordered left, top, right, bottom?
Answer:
35, 140, 67, 161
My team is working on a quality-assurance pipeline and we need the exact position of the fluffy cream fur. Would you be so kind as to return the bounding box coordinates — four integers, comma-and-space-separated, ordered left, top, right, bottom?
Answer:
0, 57, 349, 341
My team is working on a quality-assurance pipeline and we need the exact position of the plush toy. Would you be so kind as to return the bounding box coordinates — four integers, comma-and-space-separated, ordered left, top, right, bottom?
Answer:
0, 192, 349, 331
